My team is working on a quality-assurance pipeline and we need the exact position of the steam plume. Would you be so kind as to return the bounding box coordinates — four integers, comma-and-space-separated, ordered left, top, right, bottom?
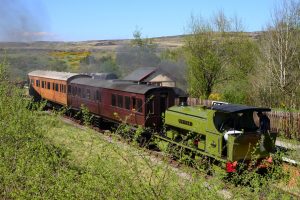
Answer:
0, 0, 49, 42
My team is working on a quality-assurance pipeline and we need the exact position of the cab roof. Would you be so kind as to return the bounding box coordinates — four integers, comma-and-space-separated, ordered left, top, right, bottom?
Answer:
211, 103, 271, 113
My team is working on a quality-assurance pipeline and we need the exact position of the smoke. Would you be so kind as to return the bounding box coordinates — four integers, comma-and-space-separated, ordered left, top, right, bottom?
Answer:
0, 0, 50, 42
157, 59, 187, 90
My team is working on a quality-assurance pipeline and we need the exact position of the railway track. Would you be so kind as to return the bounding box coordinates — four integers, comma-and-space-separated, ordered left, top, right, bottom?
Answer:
275, 140, 300, 166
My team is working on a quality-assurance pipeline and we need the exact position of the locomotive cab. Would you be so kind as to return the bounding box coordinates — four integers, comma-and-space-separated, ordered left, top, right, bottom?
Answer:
212, 104, 277, 162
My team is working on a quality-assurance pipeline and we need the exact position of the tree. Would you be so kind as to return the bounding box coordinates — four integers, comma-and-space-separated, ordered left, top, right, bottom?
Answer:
259, 0, 300, 108
131, 28, 157, 50
184, 12, 257, 99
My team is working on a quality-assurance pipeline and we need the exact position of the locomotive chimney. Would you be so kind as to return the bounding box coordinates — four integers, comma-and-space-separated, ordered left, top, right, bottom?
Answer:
179, 96, 188, 106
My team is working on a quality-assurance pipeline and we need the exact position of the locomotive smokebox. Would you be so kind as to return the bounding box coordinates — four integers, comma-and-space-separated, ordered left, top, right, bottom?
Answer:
179, 96, 188, 106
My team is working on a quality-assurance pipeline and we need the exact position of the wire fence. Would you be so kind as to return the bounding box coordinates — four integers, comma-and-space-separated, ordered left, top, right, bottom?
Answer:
175, 98, 300, 139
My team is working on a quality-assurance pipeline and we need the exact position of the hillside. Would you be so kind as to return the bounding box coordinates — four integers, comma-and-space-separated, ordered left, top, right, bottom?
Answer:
0, 35, 186, 81
0, 35, 185, 51
0, 32, 262, 82
0, 32, 262, 51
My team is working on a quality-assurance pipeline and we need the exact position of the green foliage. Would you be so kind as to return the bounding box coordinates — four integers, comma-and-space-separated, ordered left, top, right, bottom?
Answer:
183, 13, 258, 100
0, 56, 8, 81
220, 80, 249, 104
131, 28, 157, 50
79, 55, 121, 77
100, 56, 121, 77
0, 49, 69, 80
256, 0, 300, 109
227, 152, 290, 198
79, 104, 94, 126
0, 61, 73, 198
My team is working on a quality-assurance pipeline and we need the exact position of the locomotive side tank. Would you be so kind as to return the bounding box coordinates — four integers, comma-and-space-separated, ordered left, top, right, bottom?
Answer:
164, 103, 277, 169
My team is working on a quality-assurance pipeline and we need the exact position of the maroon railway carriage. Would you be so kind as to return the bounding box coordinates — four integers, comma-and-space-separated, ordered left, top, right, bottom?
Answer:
68, 77, 178, 128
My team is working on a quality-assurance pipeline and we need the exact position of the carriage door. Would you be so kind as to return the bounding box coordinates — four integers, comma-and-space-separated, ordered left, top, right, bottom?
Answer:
160, 93, 168, 115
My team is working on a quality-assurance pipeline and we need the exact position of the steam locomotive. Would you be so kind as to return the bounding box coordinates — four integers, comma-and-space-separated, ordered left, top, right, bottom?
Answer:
28, 70, 277, 172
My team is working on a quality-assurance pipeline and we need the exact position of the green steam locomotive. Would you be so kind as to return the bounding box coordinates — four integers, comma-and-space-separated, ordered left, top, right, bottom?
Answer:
156, 100, 277, 172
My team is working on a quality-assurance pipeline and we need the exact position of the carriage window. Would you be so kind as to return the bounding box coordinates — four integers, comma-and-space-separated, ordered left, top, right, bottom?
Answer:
63, 85, 66, 93
55, 84, 59, 91
111, 94, 116, 106
52, 83, 55, 90
96, 91, 101, 101
47, 82, 50, 89
117, 95, 123, 108
86, 89, 90, 99
36, 80, 40, 87
78, 88, 81, 97
41, 81, 45, 88
72, 86, 77, 96
125, 96, 130, 110
82, 88, 85, 98
137, 98, 143, 113
132, 97, 136, 110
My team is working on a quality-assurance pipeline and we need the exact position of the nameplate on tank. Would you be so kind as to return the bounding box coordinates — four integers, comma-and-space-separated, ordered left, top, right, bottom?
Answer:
178, 119, 193, 126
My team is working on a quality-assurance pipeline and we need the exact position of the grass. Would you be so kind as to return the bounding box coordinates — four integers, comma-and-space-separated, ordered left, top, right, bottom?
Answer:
40, 113, 225, 199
